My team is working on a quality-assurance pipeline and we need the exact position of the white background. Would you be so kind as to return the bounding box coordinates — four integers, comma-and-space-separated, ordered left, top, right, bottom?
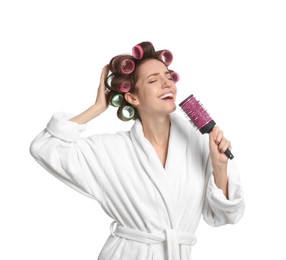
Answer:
1, 0, 286, 259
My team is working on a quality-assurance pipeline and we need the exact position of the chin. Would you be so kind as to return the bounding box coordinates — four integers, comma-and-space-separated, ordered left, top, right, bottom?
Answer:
165, 104, 177, 114
170, 103, 177, 111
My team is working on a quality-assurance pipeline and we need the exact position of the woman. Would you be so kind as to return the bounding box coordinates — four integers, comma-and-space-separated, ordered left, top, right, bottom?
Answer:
30, 41, 245, 260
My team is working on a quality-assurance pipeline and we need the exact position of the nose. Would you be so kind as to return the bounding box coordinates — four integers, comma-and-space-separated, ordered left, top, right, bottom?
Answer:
161, 77, 171, 89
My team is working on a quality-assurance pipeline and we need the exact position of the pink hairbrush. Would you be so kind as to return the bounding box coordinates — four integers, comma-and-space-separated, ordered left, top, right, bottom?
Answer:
179, 94, 234, 160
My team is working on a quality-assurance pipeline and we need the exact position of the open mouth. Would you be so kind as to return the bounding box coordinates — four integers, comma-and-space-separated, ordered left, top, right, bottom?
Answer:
159, 93, 175, 101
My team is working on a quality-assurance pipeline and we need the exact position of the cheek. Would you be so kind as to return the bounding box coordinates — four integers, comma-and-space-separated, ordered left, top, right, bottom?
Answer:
173, 84, 178, 94
138, 85, 157, 98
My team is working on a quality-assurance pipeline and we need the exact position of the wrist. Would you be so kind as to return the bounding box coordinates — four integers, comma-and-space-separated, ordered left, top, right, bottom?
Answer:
70, 103, 105, 124
212, 162, 227, 177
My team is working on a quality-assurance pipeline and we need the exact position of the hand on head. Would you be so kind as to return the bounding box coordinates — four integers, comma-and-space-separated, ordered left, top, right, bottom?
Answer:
95, 64, 110, 114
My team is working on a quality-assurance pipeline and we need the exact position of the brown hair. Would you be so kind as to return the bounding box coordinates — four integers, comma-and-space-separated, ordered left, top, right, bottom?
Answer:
105, 41, 179, 121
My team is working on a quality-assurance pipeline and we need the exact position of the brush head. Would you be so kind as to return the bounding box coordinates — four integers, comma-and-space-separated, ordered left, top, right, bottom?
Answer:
179, 94, 234, 160
179, 94, 216, 134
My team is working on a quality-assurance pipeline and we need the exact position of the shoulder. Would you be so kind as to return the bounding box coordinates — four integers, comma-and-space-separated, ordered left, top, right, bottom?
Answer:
87, 127, 133, 148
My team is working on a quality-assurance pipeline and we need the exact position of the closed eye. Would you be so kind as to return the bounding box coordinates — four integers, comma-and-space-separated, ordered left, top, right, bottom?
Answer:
148, 79, 157, 83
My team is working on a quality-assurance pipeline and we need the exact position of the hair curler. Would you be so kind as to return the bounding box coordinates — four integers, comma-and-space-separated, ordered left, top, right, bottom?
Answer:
132, 44, 144, 60
110, 55, 135, 75
179, 94, 234, 160
155, 50, 173, 66
117, 105, 135, 121
132, 41, 155, 60
105, 74, 132, 93
169, 70, 180, 83
107, 92, 124, 107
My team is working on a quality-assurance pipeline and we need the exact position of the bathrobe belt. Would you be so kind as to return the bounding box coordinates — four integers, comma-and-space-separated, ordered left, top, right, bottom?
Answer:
110, 221, 197, 260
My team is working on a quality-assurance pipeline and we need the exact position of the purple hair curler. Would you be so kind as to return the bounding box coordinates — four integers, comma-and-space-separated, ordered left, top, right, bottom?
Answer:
179, 94, 234, 160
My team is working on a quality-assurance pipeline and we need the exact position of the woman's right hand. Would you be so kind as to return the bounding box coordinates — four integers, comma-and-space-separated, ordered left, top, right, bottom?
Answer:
95, 64, 110, 114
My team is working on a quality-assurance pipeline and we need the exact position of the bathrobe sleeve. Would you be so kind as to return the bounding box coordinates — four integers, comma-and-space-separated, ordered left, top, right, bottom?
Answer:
30, 112, 106, 202
202, 156, 245, 227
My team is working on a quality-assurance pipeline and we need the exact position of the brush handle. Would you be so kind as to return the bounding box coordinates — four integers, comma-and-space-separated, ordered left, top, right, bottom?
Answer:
224, 148, 234, 160
208, 125, 234, 160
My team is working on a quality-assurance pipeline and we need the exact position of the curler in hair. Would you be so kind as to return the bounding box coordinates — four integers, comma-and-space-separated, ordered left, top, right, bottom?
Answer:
105, 74, 132, 93
155, 50, 173, 66
107, 92, 124, 107
179, 94, 234, 160
132, 41, 155, 60
170, 71, 180, 83
110, 55, 135, 75
105, 74, 115, 91
117, 105, 135, 121
117, 80, 132, 93
132, 44, 144, 60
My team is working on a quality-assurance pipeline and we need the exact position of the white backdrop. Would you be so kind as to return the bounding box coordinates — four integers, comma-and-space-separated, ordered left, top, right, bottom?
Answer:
1, 0, 286, 259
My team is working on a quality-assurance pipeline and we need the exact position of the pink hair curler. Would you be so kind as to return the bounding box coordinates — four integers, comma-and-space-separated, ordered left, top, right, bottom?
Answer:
118, 81, 132, 93
179, 94, 234, 160
105, 74, 132, 93
110, 56, 135, 75
170, 71, 180, 83
132, 44, 144, 60
132, 41, 155, 60
156, 50, 173, 66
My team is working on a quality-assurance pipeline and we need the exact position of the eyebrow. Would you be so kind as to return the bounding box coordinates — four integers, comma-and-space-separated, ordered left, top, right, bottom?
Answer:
146, 71, 171, 79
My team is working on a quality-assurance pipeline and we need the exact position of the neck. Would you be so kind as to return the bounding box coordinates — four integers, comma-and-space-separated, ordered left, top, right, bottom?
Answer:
141, 114, 171, 146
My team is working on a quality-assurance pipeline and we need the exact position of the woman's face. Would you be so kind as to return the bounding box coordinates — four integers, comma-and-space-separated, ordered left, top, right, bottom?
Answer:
128, 59, 177, 118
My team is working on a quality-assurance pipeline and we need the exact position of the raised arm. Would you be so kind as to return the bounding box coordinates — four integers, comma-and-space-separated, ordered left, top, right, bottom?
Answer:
29, 65, 111, 201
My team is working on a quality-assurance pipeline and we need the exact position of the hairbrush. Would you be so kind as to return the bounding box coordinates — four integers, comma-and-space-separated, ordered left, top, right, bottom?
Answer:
179, 94, 234, 160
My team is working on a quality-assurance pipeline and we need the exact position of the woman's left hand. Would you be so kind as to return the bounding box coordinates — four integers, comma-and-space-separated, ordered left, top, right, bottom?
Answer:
209, 126, 232, 167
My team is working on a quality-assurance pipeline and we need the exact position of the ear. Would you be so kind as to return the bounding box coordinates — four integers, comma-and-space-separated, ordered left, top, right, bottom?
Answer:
125, 92, 140, 106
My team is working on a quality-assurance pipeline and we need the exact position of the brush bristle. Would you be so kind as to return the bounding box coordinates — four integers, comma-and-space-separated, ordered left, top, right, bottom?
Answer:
179, 94, 234, 159
179, 94, 216, 134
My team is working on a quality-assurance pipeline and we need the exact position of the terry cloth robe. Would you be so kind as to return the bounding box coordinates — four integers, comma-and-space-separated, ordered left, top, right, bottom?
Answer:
30, 112, 245, 260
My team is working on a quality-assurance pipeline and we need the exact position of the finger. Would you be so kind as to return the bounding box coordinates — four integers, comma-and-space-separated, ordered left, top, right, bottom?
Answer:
211, 126, 223, 144
99, 65, 110, 88
218, 137, 227, 152
219, 139, 231, 153
210, 126, 219, 141
215, 130, 224, 144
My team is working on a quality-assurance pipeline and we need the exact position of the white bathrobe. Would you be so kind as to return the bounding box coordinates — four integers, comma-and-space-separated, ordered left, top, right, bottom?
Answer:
30, 112, 245, 260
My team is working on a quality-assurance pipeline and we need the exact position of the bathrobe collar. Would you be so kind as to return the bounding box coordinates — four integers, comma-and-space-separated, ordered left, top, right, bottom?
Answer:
130, 112, 188, 229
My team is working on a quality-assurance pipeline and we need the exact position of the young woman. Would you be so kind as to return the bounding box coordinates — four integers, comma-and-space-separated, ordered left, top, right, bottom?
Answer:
30, 41, 245, 260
